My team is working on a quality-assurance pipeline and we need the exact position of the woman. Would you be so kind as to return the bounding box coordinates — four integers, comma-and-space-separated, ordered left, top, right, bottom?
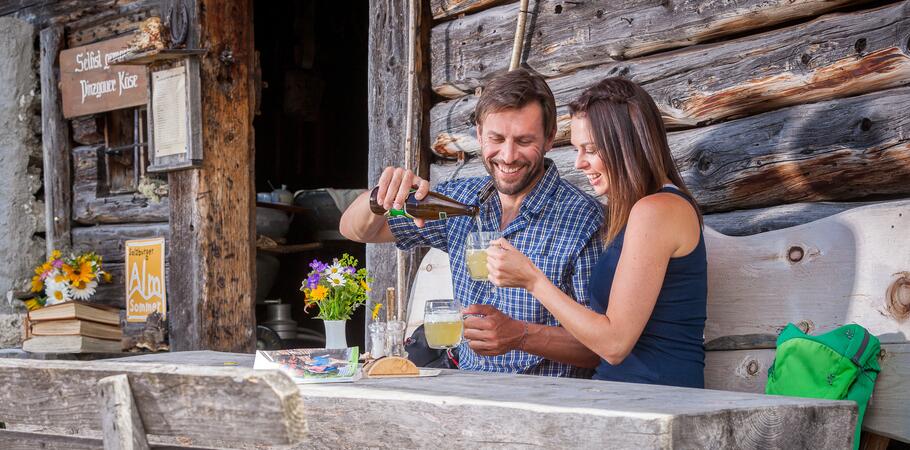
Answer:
486, 78, 707, 388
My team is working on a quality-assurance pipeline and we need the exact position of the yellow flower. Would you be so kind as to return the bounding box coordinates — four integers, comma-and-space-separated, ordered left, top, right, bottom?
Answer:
24, 299, 41, 311
309, 285, 328, 301
34, 262, 52, 276
371, 303, 382, 320
53, 273, 67, 284
102, 271, 112, 283
50, 250, 61, 259
360, 280, 371, 292
64, 261, 94, 285
30, 275, 44, 293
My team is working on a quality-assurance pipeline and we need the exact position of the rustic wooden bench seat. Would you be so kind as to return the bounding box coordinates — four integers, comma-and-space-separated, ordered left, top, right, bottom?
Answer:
406, 199, 910, 446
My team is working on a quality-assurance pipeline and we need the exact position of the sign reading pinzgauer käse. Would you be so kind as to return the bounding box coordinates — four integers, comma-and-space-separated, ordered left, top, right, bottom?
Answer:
60, 35, 148, 119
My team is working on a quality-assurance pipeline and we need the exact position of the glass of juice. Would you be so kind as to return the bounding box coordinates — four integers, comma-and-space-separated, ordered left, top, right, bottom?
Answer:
424, 299, 464, 349
465, 231, 500, 281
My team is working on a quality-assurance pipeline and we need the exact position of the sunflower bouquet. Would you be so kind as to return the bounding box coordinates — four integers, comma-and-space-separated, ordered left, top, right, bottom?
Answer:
299, 254, 372, 321
25, 250, 112, 310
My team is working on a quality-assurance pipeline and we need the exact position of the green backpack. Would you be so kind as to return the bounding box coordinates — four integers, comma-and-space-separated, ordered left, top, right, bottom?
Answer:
766, 323, 881, 449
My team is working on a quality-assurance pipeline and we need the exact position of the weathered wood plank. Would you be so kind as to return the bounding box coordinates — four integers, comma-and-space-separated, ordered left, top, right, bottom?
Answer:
429, 0, 510, 21
704, 200, 910, 351
41, 25, 71, 254
71, 115, 104, 145
703, 201, 875, 236
72, 223, 169, 263
430, 2, 910, 156
431, 0, 872, 97
432, 86, 910, 213
0, 430, 204, 450
98, 374, 150, 450
64, 0, 158, 47
167, 0, 255, 352
705, 343, 910, 443
0, 359, 306, 446
72, 145, 169, 224
365, 0, 432, 352
8, 0, 147, 29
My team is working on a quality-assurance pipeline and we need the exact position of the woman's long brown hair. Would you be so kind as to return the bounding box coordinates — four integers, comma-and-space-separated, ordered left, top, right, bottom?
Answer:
568, 78, 702, 244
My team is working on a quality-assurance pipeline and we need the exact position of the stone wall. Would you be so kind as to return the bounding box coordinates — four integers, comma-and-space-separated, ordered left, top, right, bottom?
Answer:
0, 17, 44, 347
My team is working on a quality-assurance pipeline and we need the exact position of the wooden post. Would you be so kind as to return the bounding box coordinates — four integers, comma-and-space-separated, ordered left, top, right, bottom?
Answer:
366, 0, 432, 351
167, 0, 256, 352
98, 374, 150, 450
40, 25, 72, 255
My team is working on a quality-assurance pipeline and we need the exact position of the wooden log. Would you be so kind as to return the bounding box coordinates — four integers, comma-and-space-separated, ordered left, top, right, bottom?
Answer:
430, 0, 510, 21
705, 343, 910, 443
40, 25, 71, 254
71, 116, 104, 145
0, 359, 307, 446
98, 374, 150, 450
6, 0, 148, 29
703, 201, 875, 236
365, 0, 432, 352
72, 223, 169, 263
167, 0, 256, 352
431, 0, 872, 97
64, 0, 158, 47
73, 146, 170, 224
432, 86, 910, 213
429, 2, 910, 157
704, 200, 910, 351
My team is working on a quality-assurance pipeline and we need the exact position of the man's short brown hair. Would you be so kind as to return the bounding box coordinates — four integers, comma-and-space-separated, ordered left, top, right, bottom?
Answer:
474, 68, 557, 139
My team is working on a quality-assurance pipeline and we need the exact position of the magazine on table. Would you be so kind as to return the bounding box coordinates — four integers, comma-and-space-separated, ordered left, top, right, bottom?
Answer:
254, 347, 361, 384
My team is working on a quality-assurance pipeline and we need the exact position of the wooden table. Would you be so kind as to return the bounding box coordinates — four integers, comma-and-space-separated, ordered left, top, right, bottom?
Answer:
110, 350, 856, 448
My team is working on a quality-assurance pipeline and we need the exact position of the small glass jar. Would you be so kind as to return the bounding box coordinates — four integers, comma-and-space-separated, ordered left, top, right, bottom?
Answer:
368, 321, 387, 358
385, 320, 407, 358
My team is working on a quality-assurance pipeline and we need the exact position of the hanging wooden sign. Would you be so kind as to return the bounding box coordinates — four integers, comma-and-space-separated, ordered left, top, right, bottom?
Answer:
60, 35, 149, 119
125, 237, 167, 323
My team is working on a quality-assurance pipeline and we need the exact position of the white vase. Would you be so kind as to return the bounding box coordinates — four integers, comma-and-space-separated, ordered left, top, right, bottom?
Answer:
323, 320, 347, 349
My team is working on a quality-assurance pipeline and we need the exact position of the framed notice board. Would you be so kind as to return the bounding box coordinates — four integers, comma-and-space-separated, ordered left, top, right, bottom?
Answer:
147, 59, 203, 172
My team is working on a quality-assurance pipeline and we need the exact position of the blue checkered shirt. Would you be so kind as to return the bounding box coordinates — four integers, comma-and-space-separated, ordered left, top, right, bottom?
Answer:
389, 160, 604, 377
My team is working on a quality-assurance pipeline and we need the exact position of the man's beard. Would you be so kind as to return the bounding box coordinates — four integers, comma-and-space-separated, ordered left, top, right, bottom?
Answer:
482, 156, 545, 196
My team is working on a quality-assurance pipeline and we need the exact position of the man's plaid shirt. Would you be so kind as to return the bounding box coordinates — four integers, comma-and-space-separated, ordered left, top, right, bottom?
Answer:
389, 159, 604, 377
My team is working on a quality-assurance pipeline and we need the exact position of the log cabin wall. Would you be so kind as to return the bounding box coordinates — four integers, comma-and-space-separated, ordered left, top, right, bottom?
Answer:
429, 0, 910, 234
1, 0, 169, 313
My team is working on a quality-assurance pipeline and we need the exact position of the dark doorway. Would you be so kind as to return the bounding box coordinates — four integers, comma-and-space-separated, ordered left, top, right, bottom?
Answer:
253, 0, 369, 350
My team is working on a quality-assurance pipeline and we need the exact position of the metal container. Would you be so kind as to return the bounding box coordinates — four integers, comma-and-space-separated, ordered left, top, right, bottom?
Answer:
261, 301, 298, 340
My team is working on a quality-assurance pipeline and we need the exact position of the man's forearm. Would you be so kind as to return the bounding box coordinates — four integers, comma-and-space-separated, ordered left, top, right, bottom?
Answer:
523, 324, 601, 369
339, 191, 396, 243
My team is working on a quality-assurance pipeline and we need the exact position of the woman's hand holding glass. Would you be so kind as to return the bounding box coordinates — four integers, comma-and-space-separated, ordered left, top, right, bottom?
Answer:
485, 238, 546, 291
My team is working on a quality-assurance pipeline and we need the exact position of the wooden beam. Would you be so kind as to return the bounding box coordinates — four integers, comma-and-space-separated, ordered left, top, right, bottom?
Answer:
431, 0, 872, 97
166, 0, 256, 352
432, 86, 910, 213
72, 145, 170, 224
72, 223, 169, 263
704, 200, 910, 350
703, 201, 875, 237
366, 0, 432, 350
705, 343, 910, 443
40, 25, 71, 255
63, 0, 158, 47
429, 0, 510, 21
429, 2, 910, 157
0, 359, 307, 446
98, 374, 150, 450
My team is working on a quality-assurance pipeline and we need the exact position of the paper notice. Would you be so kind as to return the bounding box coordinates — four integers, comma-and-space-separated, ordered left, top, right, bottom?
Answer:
151, 66, 188, 158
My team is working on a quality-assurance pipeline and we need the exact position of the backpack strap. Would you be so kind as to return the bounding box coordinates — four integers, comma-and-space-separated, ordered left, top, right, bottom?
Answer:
844, 325, 871, 367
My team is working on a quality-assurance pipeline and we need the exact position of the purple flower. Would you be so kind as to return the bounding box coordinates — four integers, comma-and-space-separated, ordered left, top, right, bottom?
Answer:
52, 260, 63, 269
307, 273, 321, 289
344, 266, 355, 275
309, 259, 327, 273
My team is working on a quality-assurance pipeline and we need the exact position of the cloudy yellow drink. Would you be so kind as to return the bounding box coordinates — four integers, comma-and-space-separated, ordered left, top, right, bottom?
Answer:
425, 313, 463, 349
465, 249, 489, 280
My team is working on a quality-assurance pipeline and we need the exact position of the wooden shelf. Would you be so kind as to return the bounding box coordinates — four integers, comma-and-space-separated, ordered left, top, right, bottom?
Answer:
110, 48, 206, 66
256, 242, 322, 254
256, 201, 309, 214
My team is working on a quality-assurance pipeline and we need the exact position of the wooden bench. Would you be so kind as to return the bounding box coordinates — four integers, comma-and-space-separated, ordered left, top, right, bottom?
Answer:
2, 350, 857, 449
406, 199, 910, 446
0, 356, 306, 449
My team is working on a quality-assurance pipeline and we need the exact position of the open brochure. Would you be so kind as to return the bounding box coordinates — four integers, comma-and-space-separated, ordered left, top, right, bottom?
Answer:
254, 347, 361, 384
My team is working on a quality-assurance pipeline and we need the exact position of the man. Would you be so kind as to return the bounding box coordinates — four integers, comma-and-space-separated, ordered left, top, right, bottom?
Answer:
340, 69, 603, 377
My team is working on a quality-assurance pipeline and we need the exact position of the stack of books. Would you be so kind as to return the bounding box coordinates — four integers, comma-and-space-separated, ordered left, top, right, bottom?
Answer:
22, 301, 122, 353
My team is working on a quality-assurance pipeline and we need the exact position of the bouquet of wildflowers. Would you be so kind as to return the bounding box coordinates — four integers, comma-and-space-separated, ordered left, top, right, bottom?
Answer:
25, 250, 111, 311
300, 254, 372, 321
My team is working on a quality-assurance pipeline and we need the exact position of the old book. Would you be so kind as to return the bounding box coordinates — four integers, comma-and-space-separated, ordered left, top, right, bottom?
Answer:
31, 319, 122, 341
22, 335, 122, 353
27, 301, 119, 326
